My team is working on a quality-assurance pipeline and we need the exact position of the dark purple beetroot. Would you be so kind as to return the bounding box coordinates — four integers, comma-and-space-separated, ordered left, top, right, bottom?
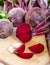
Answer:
8, 8, 26, 27
25, 7, 47, 28
0, 19, 13, 38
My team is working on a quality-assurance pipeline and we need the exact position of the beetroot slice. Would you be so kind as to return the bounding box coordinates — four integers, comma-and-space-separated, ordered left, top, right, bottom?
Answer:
14, 44, 25, 53
17, 53, 33, 59
16, 23, 32, 42
16, 23, 31, 35
17, 32, 32, 42
29, 43, 44, 53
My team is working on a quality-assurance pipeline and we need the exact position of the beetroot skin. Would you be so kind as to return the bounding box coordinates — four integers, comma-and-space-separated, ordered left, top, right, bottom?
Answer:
16, 23, 32, 42
25, 7, 47, 27
0, 19, 13, 38
8, 8, 26, 27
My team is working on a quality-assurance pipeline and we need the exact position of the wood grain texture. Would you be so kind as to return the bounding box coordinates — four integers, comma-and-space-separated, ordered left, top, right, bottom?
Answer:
0, 34, 49, 65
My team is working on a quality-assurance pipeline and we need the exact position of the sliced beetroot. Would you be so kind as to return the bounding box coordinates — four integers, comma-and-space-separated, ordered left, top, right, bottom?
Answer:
16, 53, 33, 59
29, 43, 44, 53
16, 23, 31, 35
16, 23, 32, 42
17, 33, 32, 42
14, 44, 25, 53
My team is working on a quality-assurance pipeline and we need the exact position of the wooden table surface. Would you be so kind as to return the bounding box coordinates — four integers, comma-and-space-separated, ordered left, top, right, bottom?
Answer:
0, 34, 49, 65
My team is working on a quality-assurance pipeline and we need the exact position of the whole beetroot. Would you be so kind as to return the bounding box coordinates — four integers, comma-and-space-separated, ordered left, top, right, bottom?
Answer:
25, 7, 47, 27
8, 8, 26, 27
0, 19, 13, 38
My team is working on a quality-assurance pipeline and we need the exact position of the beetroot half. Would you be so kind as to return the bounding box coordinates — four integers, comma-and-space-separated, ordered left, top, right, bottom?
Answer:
16, 23, 32, 42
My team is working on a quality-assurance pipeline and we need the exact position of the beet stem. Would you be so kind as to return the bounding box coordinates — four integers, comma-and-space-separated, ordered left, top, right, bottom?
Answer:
32, 30, 50, 36
34, 22, 50, 32
34, 16, 50, 30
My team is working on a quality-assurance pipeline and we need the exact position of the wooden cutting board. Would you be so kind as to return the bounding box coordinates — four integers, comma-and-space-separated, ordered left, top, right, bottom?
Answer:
0, 34, 49, 65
